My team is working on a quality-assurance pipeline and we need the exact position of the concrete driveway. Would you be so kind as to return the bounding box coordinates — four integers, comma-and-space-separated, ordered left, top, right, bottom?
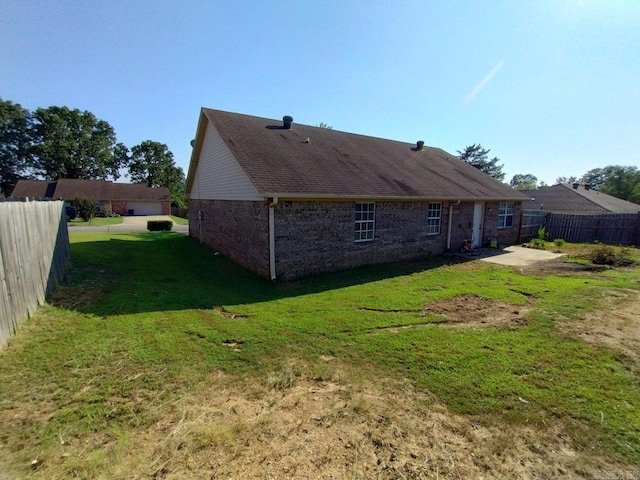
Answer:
68, 215, 189, 234
463, 245, 565, 267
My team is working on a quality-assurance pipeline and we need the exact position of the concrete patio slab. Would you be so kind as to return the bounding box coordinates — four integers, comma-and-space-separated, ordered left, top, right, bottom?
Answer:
461, 245, 565, 267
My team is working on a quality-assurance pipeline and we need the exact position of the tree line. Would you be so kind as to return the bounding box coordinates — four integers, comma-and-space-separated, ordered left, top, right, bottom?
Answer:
0, 98, 186, 207
458, 143, 640, 204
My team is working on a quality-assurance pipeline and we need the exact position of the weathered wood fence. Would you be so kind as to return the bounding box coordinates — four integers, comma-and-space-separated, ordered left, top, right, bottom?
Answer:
520, 210, 547, 240
546, 212, 640, 245
520, 210, 640, 245
0, 199, 70, 349
171, 206, 188, 218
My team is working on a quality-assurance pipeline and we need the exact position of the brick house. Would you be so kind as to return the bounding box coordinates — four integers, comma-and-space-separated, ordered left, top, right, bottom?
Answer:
185, 108, 529, 280
11, 179, 171, 216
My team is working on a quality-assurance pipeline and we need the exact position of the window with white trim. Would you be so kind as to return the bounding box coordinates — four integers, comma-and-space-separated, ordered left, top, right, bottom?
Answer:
427, 202, 442, 235
355, 202, 375, 242
498, 202, 515, 228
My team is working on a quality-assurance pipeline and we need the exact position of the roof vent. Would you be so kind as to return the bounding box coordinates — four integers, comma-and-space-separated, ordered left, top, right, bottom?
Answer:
283, 116, 293, 129
584, 184, 591, 190
416, 140, 425, 151
572, 182, 579, 189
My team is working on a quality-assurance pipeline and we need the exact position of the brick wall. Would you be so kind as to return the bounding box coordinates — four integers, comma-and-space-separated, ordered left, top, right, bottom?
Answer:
449, 202, 475, 248
188, 198, 523, 280
274, 201, 454, 280
448, 201, 521, 249
188, 199, 270, 277
482, 201, 522, 246
111, 201, 127, 216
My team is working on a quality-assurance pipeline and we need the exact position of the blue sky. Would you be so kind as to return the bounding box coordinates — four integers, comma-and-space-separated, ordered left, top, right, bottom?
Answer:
2, 0, 639, 185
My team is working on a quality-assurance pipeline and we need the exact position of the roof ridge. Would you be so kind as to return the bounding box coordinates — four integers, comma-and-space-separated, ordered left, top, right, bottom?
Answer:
202, 107, 441, 150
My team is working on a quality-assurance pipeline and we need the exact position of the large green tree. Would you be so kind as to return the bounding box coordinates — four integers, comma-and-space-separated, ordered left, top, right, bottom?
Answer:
578, 165, 640, 204
32, 106, 127, 181
457, 144, 505, 181
598, 166, 640, 204
0, 98, 34, 196
555, 176, 578, 185
579, 168, 607, 191
128, 140, 186, 207
509, 173, 539, 190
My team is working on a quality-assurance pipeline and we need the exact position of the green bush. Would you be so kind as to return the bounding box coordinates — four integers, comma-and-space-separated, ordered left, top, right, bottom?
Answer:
530, 237, 546, 249
591, 245, 636, 266
553, 238, 566, 247
74, 196, 97, 222
147, 220, 173, 231
537, 226, 548, 241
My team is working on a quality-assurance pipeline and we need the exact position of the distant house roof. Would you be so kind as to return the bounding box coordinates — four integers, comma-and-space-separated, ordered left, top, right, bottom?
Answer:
11, 179, 171, 202
186, 109, 529, 201
521, 184, 640, 214
9, 180, 52, 198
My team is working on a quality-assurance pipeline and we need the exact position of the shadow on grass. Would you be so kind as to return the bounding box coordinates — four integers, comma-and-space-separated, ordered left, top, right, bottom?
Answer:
52, 232, 463, 316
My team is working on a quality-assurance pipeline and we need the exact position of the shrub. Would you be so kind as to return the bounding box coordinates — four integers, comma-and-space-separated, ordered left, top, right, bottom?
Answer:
102, 205, 113, 217
537, 226, 548, 241
74, 196, 97, 222
553, 238, 566, 247
591, 245, 636, 266
530, 237, 546, 249
147, 220, 173, 231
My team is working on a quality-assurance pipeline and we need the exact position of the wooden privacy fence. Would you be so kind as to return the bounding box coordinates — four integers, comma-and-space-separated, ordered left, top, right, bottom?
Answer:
520, 210, 640, 245
0, 199, 70, 349
545, 212, 639, 245
171, 206, 188, 218
520, 210, 547, 240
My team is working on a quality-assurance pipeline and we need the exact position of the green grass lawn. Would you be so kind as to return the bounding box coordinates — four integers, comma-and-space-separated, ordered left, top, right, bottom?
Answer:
1, 232, 639, 477
67, 216, 123, 226
169, 215, 188, 225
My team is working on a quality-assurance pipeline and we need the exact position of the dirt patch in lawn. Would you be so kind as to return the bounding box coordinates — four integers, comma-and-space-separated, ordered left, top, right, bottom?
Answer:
2, 365, 624, 480
519, 261, 611, 277
143, 373, 612, 480
424, 294, 531, 329
557, 288, 640, 364
48, 266, 113, 309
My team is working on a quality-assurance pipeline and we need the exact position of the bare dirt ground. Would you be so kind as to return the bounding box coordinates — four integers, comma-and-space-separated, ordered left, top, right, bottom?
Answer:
424, 294, 531, 329
1, 371, 633, 480
557, 288, 640, 366
87, 365, 624, 480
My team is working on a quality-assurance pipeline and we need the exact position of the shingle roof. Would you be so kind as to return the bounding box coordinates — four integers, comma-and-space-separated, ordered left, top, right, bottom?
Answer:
187, 108, 529, 201
521, 184, 640, 214
10, 180, 52, 198
111, 183, 171, 201
11, 179, 170, 201
54, 179, 114, 200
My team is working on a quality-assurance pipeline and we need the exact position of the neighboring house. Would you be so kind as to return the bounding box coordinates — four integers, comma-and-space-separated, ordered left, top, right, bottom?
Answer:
11, 179, 171, 216
185, 108, 530, 280
522, 183, 640, 214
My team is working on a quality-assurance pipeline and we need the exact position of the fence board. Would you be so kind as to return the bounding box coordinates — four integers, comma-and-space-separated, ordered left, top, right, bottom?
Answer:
0, 199, 70, 349
0, 248, 11, 348
536, 212, 640, 245
520, 210, 547, 240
